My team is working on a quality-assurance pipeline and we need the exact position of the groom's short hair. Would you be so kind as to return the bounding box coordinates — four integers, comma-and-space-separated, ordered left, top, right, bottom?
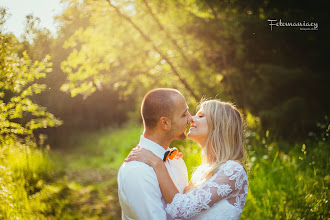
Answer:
141, 88, 182, 129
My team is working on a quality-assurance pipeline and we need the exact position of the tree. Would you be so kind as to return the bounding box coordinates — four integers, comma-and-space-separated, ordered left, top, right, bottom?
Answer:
58, 0, 329, 138
0, 8, 62, 144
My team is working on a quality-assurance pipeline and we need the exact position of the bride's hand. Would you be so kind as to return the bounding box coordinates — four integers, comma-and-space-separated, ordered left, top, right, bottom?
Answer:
125, 146, 162, 168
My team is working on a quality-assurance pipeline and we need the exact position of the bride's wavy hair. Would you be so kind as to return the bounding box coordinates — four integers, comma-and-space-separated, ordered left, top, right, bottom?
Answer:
185, 99, 246, 192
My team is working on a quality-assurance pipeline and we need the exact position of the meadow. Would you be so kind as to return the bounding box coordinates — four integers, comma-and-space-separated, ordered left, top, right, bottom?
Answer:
1, 1, 329, 219
1, 123, 329, 219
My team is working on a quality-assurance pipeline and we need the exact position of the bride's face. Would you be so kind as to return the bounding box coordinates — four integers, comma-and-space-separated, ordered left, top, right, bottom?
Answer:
187, 107, 209, 147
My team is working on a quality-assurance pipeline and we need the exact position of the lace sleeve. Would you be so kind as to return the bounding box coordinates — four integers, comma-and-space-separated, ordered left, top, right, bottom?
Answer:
165, 160, 248, 219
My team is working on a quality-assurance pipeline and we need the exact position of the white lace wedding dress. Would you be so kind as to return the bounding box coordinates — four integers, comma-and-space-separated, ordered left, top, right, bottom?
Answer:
165, 160, 248, 220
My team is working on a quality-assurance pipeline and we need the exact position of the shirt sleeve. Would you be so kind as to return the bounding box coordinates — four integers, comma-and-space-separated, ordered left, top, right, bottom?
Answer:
165, 161, 248, 219
122, 162, 167, 220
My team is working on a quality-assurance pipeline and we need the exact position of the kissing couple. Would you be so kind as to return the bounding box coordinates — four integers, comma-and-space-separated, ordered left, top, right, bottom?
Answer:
118, 88, 248, 220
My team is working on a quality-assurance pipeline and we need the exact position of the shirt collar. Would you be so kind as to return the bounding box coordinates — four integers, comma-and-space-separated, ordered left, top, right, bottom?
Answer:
138, 135, 168, 160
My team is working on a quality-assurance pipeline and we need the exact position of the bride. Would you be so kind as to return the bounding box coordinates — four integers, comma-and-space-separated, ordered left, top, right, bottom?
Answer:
126, 100, 248, 219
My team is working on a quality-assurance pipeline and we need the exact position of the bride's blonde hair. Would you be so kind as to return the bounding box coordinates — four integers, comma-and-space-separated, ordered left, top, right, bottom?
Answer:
185, 100, 245, 192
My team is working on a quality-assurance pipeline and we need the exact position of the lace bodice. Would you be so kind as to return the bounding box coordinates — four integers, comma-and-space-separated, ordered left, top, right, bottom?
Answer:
165, 160, 248, 219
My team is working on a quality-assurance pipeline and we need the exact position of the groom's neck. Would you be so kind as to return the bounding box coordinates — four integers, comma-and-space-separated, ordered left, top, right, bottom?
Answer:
143, 130, 170, 150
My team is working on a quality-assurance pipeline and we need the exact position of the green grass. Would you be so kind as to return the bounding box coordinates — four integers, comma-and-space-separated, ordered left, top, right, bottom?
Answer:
47, 125, 144, 219
1, 124, 329, 219
241, 133, 329, 219
0, 141, 53, 219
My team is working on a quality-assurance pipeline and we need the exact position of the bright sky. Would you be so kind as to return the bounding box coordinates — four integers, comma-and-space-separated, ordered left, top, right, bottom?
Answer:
0, 0, 66, 39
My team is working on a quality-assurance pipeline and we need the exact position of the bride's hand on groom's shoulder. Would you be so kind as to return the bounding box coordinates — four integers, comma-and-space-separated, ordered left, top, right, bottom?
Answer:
125, 146, 161, 168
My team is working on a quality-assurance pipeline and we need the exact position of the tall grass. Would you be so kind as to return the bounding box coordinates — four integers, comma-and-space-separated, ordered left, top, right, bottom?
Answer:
173, 130, 329, 219
1, 124, 328, 219
0, 140, 53, 219
241, 133, 329, 219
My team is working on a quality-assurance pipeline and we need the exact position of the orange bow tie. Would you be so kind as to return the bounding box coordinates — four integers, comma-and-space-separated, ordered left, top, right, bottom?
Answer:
163, 148, 183, 162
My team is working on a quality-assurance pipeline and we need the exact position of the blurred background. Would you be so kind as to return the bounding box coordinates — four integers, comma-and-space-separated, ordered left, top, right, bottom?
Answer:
0, 0, 329, 219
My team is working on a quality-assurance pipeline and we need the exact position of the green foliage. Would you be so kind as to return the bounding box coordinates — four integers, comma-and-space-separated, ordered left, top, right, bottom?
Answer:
0, 10, 62, 219
15, 8, 136, 145
243, 137, 329, 219
37, 124, 329, 219
0, 32, 62, 142
1, 0, 329, 219
241, 114, 330, 219
2, 119, 328, 219
59, 0, 223, 102
0, 141, 53, 219
38, 124, 144, 219
58, 0, 329, 138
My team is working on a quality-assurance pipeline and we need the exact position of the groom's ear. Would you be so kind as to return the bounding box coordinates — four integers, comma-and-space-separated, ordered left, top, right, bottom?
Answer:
159, 116, 171, 131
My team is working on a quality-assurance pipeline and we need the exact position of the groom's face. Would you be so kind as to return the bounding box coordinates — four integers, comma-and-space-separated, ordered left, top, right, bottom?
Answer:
169, 95, 192, 140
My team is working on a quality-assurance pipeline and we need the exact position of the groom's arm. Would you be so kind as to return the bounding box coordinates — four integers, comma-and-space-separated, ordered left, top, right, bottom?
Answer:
123, 162, 167, 220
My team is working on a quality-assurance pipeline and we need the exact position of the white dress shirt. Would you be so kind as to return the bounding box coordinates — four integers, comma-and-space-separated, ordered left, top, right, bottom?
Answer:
117, 136, 188, 220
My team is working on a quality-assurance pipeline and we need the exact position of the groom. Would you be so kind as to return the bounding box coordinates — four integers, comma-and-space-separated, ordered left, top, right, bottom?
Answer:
117, 88, 191, 220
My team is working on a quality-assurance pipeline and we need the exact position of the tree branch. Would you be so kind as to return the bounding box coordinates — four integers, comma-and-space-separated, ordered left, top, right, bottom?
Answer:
142, 0, 212, 89
106, 0, 199, 101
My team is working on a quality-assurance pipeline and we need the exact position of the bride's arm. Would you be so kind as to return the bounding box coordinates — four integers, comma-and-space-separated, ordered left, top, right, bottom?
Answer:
125, 147, 179, 203
126, 150, 249, 219
164, 161, 249, 219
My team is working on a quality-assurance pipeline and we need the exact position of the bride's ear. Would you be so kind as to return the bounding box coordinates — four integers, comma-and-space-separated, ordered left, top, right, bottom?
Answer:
159, 116, 171, 131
